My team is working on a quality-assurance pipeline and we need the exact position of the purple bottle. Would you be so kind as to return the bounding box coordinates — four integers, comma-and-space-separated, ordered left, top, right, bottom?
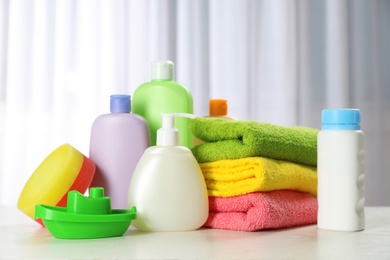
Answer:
89, 94, 150, 209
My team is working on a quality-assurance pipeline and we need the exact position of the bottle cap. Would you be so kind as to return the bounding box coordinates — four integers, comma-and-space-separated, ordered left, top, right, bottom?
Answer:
209, 99, 228, 116
151, 60, 174, 80
110, 95, 131, 113
321, 109, 361, 130
157, 113, 196, 146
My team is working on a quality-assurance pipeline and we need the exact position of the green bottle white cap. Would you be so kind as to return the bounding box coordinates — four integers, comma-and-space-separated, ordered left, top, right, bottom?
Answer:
152, 60, 174, 80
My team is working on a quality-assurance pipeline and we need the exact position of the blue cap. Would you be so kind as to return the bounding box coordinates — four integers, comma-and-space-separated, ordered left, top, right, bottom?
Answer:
110, 95, 131, 113
321, 109, 361, 130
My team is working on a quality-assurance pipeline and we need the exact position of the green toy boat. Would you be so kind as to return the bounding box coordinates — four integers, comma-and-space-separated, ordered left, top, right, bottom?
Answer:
35, 187, 137, 239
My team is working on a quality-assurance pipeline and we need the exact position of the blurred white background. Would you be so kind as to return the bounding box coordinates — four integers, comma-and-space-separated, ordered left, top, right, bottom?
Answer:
0, 0, 389, 205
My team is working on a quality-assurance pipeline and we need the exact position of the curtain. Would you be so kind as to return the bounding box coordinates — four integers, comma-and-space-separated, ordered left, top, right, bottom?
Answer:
0, 0, 389, 205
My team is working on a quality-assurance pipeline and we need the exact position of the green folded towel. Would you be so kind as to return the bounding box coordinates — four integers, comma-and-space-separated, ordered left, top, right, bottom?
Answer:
189, 118, 319, 166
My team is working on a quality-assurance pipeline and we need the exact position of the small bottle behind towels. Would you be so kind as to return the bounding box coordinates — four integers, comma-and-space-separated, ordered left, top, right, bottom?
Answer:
194, 99, 236, 146
317, 108, 365, 231
208, 99, 236, 120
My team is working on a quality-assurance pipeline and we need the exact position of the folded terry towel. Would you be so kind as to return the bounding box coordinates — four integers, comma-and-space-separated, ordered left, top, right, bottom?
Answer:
200, 157, 317, 197
204, 190, 318, 231
190, 118, 318, 166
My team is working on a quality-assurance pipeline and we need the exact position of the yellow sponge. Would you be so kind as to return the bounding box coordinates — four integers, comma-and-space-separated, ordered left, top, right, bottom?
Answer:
17, 144, 96, 225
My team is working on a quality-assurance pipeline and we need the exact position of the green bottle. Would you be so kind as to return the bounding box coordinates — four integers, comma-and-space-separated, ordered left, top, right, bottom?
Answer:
132, 60, 194, 148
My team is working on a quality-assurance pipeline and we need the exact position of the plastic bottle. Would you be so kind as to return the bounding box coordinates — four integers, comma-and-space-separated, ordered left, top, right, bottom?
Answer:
208, 99, 235, 119
317, 108, 365, 231
89, 94, 150, 209
132, 60, 194, 148
194, 99, 236, 146
128, 113, 209, 231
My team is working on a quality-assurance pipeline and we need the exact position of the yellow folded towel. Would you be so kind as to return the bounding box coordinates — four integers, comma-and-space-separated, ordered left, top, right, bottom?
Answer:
199, 157, 317, 197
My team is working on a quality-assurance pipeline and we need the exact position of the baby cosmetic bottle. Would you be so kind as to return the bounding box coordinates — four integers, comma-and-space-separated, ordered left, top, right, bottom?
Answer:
132, 60, 194, 148
208, 99, 236, 119
317, 108, 365, 231
128, 113, 209, 231
89, 95, 150, 209
194, 99, 236, 146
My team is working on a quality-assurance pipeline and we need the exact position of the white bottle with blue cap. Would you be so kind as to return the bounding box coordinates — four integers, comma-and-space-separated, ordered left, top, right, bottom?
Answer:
317, 108, 365, 231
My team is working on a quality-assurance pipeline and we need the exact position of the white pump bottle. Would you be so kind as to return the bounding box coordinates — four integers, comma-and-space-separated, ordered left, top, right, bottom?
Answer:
127, 113, 209, 231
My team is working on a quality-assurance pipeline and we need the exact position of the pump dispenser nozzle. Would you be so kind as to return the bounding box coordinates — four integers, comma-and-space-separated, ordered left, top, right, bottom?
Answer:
157, 113, 196, 146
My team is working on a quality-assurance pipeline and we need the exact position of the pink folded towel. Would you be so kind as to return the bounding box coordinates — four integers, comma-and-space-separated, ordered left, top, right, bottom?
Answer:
204, 190, 318, 232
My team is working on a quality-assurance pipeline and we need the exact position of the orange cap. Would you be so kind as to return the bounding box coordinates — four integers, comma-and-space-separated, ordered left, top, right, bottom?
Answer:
209, 99, 228, 116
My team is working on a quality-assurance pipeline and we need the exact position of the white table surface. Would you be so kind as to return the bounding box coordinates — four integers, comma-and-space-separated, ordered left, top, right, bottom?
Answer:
0, 206, 389, 260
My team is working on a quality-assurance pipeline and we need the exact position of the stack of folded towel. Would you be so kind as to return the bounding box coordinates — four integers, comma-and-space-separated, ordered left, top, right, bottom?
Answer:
189, 118, 319, 232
